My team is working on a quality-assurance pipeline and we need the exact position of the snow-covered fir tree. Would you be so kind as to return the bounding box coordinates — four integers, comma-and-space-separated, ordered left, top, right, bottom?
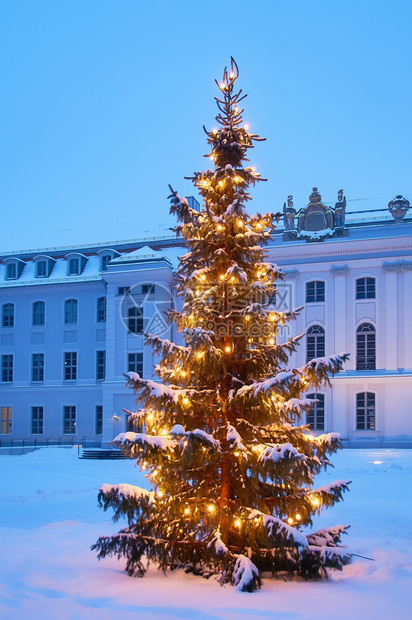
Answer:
92, 59, 351, 591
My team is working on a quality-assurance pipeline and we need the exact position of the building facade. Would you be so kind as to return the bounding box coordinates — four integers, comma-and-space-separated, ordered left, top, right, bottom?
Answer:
1, 192, 411, 448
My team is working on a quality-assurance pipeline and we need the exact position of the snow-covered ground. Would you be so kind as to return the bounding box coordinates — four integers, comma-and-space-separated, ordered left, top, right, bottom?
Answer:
0, 447, 411, 620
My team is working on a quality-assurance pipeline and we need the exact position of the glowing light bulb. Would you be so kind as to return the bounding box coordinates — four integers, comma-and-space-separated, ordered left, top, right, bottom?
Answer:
183, 397, 190, 406
196, 290, 201, 296
229, 71, 234, 78
269, 338, 275, 345
234, 451, 240, 457
196, 352, 204, 360
234, 519, 241, 528
312, 497, 320, 507
269, 314, 275, 322
212, 129, 218, 135
218, 180, 224, 187
257, 271, 261, 278
161, 428, 168, 435
189, 315, 194, 320
217, 224, 223, 231
244, 124, 249, 130
230, 276, 235, 282
208, 504, 215, 513
220, 82, 226, 89
225, 346, 231, 353
251, 445, 258, 452
248, 338, 252, 343
200, 274, 206, 281
251, 166, 256, 172
147, 413, 154, 422
287, 517, 294, 525
202, 180, 208, 187
237, 219, 243, 226
296, 514, 301, 521
306, 435, 314, 441
184, 507, 190, 516
219, 274, 225, 281
157, 491, 164, 498
234, 176, 241, 183
181, 370, 187, 377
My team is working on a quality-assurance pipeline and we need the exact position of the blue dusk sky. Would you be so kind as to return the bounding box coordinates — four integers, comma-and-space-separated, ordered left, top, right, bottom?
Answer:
1, 0, 411, 252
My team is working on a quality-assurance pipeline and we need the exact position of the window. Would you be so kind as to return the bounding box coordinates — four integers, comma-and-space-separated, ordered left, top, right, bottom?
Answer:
64, 299, 78, 324
1, 355, 13, 382
36, 260, 47, 278
356, 323, 376, 370
306, 325, 325, 362
63, 406, 76, 434
6, 263, 16, 280
306, 281, 325, 303
127, 412, 143, 433
97, 297, 106, 323
142, 284, 155, 295
356, 392, 376, 430
32, 301, 45, 326
101, 255, 111, 271
96, 351, 106, 380
95, 405, 103, 435
356, 277, 376, 300
118, 286, 131, 296
306, 394, 325, 431
31, 406, 44, 434
128, 307, 143, 334
64, 352, 77, 380
128, 352, 143, 375
1, 406, 12, 434
68, 258, 79, 275
32, 354, 44, 382
2, 303, 14, 328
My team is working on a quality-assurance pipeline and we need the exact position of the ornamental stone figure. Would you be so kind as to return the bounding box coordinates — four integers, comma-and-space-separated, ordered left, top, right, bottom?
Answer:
297, 187, 334, 232
388, 195, 410, 222
335, 189, 346, 228
283, 195, 296, 230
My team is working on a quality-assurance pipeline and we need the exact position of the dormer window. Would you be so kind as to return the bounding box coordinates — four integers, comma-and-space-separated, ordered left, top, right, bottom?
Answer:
4, 258, 25, 281
65, 253, 86, 276
98, 249, 120, 272
6, 263, 16, 280
34, 255, 55, 279
36, 261, 47, 277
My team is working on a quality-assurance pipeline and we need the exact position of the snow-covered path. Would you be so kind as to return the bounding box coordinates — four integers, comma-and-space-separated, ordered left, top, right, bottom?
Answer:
0, 447, 411, 619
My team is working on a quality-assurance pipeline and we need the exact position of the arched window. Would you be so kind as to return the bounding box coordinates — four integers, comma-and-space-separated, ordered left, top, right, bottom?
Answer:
2, 303, 14, 328
356, 392, 376, 430
306, 281, 325, 303
356, 277, 376, 300
306, 393, 325, 431
306, 325, 325, 362
64, 299, 78, 325
356, 323, 376, 370
32, 301, 45, 326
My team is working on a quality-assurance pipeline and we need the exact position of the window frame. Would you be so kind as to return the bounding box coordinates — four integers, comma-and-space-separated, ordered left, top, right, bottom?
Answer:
63, 405, 76, 435
1, 355, 13, 382
2, 303, 15, 328
31, 353, 45, 382
5, 263, 17, 280
1, 406, 12, 435
64, 352, 77, 381
305, 280, 325, 303
64, 299, 78, 325
356, 322, 376, 370
96, 297, 106, 323
32, 301, 46, 327
95, 405, 103, 435
356, 277, 376, 300
96, 350, 106, 381
356, 392, 376, 430
127, 306, 143, 334
306, 393, 325, 431
128, 352, 143, 375
306, 324, 325, 362
31, 406, 44, 435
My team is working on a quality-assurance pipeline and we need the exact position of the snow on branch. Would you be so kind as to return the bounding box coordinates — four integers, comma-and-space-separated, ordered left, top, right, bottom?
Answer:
232, 555, 261, 592
258, 442, 304, 464
227, 425, 246, 452
307, 525, 350, 548
248, 509, 308, 548
100, 483, 155, 505
183, 428, 221, 451
113, 431, 177, 453
207, 527, 229, 557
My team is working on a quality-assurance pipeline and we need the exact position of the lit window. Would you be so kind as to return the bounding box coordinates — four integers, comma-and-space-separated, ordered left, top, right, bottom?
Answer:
2, 303, 14, 328
306, 325, 325, 362
356, 392, 376, 430
96, 351, 106, 380
128, 352, 143, 374
64, 299, 78, 324
1, 406, 12, 434
32, 301, 45, 326
306, 281, 325, 303
63, 406, 76, 434
64, 352, 77, 381
127, 307, 143, 334
97, 297, 106, 323
306, 394, 325, 430
1, 355, 13, 382
356, 323, 376, 370
32, 354, 44, 382
356, 277, 376, 300
31, 406, 44, 434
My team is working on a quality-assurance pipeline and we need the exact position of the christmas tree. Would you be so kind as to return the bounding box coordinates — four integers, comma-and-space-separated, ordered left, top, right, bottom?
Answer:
92, 58, 351, 591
